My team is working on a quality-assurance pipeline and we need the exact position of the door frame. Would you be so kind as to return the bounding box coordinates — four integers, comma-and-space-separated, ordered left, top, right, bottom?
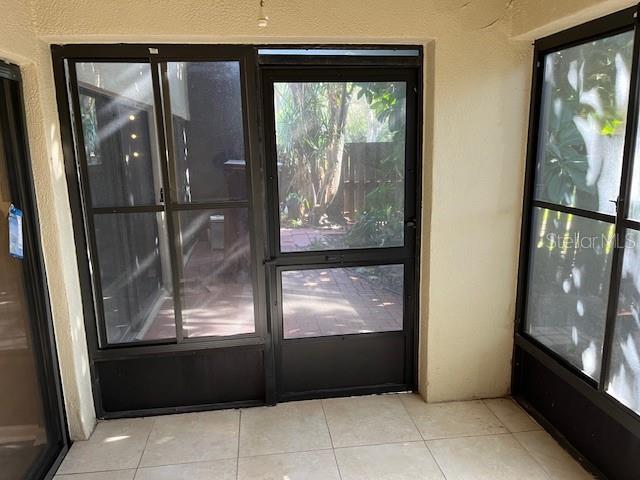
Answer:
0, 60, 69, 479
259, 65, 422, 400
51, 44, 423, 417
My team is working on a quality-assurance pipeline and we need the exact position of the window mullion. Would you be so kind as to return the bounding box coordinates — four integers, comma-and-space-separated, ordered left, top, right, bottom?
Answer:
150, 60, 185, 343
67, 61, 111, 349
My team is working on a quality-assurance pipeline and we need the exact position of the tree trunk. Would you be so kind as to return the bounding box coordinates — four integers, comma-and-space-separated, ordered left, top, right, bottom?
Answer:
313, 83, 352, 223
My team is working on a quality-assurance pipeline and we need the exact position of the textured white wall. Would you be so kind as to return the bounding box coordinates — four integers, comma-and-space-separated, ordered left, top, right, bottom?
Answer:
0, 0, 96, 440
0, 0, 543, 438
512, 0, 637, 40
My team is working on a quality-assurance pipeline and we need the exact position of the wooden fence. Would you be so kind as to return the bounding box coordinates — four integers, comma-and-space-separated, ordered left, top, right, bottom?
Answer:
340, 141, 402, 220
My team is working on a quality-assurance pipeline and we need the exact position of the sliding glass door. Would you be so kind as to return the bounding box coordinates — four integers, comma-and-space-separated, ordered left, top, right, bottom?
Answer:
73, 60, 260, 347
61, 47, 268, 415
163, 61, 257, 340
0, 63, 67, 479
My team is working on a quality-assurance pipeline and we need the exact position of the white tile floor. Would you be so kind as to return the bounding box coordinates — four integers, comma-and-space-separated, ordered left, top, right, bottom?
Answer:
54, 394, 594, 480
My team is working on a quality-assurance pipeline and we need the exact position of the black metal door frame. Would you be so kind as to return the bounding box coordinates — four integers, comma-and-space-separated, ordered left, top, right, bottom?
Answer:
260, 65, 421, 400
51, 44, 422, 416
0, 60, 69, 479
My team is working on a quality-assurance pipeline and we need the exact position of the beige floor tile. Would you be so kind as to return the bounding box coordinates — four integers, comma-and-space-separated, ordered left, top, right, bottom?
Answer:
322, 395, 421, 447
483, 398, 541, 433
401, 394, 507, 440
237, 450, 340, 480
134, 459, 237, 480
515, 431, 594, 479
335, 441, 445, 480
55, 471, 136, 480
239, 400, 332, 457
139, 410, 239, 467
57, 418, 154, 474
427, 434, 549, 480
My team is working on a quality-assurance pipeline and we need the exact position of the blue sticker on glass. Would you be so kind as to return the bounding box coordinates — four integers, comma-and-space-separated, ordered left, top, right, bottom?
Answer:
8, 204, 23, 260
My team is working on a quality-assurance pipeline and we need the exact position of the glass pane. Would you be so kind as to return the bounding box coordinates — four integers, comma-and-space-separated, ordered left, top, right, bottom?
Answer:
0, 123, 49, 478
93, 212, 175, 344
525, 207, 615, 379
167, 62, 247, 203
282, 265, 403, 339
608, 229, 640, 414
534, 31, 634, 215
76, 62, 163, 208
178, 209, 255, 337
627, 122, 640, 220
274, 81, 406, 252
258, 48, 420, 57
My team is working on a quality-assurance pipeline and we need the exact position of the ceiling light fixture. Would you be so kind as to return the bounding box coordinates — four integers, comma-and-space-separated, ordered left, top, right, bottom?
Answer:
257, 0, 268, 28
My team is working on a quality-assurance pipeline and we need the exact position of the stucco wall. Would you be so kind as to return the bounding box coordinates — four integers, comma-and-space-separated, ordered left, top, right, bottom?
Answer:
512, 0, 636, 40
1, 0, 538, 438
0, 0, 96, 440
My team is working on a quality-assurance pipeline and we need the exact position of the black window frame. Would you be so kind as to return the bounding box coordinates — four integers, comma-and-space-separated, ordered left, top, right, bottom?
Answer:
57, 47, 269, 353
513, 5, 640, 478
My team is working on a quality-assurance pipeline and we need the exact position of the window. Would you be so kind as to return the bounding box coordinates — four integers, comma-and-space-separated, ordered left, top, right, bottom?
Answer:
77, 62, 174, 344
74, 60, 257, 345
273, 81, 406, 252
281, 265, 404, 338
520, 22, 640, 416
165, 61, 255, 339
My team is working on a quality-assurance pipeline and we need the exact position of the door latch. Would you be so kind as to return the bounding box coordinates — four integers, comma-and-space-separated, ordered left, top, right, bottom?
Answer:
609, 197, 623, 224
609, 198, 620, 212
262, 256, 276, 265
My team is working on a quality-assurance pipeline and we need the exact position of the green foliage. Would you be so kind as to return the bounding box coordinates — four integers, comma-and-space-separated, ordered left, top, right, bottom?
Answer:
601, 118, 623, 136
275, 80, 407, 248
275, 82, 352, 225
80, 94, 101, 165
343, 205, 404, 248
344, 83, 406, 248
539, 32, 633, 208
541, 97, 591, 204
357, 83, 406, 142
